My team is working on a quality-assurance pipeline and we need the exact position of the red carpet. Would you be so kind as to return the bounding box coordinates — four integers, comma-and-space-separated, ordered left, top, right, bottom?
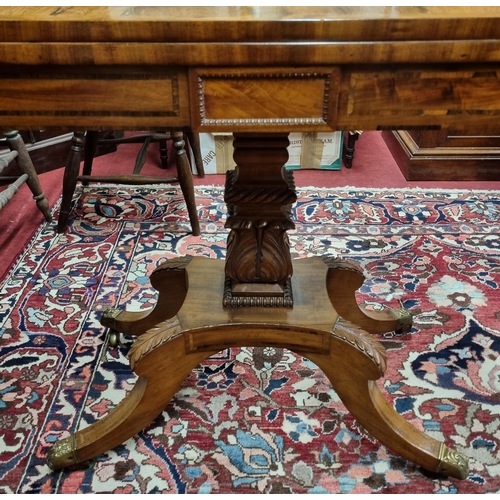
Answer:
1, 131, 500, 493
2, 183, 500, 493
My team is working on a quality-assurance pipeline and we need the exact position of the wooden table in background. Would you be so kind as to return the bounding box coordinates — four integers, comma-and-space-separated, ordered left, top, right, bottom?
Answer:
2, 6, 500, 479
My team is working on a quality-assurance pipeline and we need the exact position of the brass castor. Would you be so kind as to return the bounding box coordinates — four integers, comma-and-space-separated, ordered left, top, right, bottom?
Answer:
108, 330, 120, 348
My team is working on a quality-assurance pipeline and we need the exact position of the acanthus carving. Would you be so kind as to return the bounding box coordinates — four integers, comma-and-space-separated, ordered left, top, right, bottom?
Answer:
225, 226, 293, 283
128, 316, 183, 370
224, 134, 297, 286
332, 317, 387, 375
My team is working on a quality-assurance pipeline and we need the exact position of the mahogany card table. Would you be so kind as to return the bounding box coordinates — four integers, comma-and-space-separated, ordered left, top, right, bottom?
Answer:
2, 6, 500, 479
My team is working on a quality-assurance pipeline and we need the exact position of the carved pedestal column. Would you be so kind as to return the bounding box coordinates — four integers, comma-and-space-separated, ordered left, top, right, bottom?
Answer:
223, 133, 296, 307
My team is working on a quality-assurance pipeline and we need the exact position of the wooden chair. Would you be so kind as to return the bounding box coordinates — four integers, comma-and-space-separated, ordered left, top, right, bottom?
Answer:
0, 130, 52, 221
57, 128, 204, 235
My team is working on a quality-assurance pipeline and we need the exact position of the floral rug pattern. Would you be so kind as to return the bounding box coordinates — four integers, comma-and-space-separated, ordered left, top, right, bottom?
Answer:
1, 185, 500, 493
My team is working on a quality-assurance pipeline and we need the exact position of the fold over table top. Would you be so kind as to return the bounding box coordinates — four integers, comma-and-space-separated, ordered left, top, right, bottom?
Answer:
0, 6, 500, 65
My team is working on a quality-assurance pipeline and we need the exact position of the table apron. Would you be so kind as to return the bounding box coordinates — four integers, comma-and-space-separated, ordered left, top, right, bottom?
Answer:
1, 64, 500, 132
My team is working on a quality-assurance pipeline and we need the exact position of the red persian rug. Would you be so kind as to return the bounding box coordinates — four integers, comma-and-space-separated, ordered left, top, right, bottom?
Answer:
1, 184, 499, 494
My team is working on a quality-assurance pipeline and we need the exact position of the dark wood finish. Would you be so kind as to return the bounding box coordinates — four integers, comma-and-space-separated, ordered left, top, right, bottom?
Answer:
337, 68, 500, 132
59, 131, 85, 232
2, 8, 500, 133
1, 6, 492, 479
382, 129, 500, 181
184, 128, 205, 178
0, 67, 190, 130
1, 130, 72, 177
50, 257, 463, 479
224, 134, 295, 296
344, 131, 360, 169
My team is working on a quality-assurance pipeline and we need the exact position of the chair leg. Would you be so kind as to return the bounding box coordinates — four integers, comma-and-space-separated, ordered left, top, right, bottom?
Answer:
82, 131, 99, 184
184, 128, 205, 178
133, 137, 151, 175
344, 131, 360, 169
158, 137, 169, 170
172, 130, 200, 236
58, 132, 85, 233
4, 130, 52, 222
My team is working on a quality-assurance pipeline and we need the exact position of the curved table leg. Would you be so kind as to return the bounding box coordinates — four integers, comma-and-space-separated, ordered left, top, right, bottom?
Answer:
324, 257, 412, 335
47, 307, 468, 479
47, 325, 217, 470
304, 318, 468, 479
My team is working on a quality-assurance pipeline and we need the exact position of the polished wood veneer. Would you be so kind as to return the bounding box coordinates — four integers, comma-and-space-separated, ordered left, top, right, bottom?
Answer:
0, 67, 190, 130
2, 8, 500, 133
338, 67, 500, 131
2, 6, 494, 480
190, 67, 339, 132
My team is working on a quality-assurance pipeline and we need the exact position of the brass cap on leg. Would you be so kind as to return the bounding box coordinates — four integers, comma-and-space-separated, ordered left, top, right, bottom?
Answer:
101, 308, 121, 329
391, 307, 412, 335
47, 435, 80, 470
436, 443, 469, 480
